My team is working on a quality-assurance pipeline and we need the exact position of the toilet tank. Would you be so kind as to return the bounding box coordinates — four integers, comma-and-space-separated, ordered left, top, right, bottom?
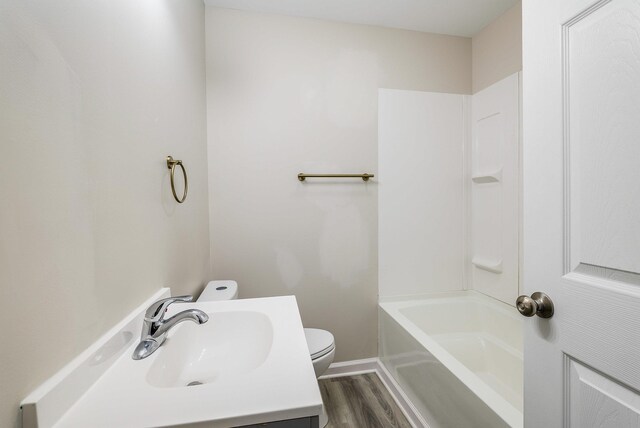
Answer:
197, 280, 238, 301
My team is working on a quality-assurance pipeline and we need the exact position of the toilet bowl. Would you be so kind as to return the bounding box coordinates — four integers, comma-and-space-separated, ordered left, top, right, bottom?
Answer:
305, 328, 335, 377
197, 281, 336, 377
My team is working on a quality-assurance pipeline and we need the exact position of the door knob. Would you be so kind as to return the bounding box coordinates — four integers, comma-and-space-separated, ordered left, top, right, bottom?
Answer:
516, 292, 554, 318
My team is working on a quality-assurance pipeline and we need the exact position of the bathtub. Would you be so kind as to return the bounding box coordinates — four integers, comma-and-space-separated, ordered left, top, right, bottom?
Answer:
379, 291, 523, 428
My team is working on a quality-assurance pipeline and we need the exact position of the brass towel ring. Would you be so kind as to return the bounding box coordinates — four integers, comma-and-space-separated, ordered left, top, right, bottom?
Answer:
166, 156, 188, 203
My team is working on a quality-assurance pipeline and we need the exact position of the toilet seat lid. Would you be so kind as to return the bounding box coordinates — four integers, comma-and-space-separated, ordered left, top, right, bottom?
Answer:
304, 328, 335, 360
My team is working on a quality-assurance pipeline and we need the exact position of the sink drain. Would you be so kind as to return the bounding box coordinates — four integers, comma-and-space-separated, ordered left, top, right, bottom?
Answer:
186, 381, 203, 387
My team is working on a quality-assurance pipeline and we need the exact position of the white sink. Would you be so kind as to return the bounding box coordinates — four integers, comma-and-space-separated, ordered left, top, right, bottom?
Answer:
21, 293, 323, 428
147, 311, 273, 388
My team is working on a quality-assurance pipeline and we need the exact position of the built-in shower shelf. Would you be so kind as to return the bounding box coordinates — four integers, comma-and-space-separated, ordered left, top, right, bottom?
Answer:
471, 169, 502, 183
471, 257, 503, 274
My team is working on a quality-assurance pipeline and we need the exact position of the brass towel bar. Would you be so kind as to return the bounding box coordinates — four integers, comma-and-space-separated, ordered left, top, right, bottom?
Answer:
298, 173, 374, 182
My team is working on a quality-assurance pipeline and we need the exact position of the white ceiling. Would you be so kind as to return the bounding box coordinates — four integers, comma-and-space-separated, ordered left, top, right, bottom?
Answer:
203, 0, 518, 37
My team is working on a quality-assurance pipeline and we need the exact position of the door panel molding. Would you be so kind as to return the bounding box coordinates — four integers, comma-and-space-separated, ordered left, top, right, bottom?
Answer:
564, 354, 640, 428
562, 0, 640, 276
561, 0, 613, 274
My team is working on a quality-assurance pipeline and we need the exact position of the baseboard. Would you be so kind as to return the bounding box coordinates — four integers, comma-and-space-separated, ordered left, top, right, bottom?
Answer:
319, 358, 378, 379
319, 358, 429, 428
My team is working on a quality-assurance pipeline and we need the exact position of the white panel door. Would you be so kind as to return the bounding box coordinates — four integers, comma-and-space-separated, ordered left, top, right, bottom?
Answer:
523, 0, 640, 427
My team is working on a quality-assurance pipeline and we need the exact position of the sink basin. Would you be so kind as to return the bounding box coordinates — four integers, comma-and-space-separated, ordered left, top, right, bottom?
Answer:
146, 310, 273, 388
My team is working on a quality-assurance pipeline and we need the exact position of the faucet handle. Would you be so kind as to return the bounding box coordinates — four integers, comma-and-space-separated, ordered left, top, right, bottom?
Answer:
144, 295, 193, 323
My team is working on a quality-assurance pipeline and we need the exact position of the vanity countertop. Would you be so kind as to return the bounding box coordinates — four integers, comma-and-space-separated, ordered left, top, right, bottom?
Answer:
23, 293, 322, 428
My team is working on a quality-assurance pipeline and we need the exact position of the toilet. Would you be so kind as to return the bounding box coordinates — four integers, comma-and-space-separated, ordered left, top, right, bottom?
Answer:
197, 280, 336, 377
304, 328, 336, 377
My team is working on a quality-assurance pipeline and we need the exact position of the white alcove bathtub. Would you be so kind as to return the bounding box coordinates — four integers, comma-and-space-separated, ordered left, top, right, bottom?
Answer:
379, 291, 523, 428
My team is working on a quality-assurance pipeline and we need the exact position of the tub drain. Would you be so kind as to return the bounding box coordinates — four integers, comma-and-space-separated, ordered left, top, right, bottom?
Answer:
187, 381, 203, 387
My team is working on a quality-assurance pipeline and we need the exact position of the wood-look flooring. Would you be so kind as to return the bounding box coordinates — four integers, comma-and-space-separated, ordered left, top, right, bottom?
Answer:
319, 373, 412, 428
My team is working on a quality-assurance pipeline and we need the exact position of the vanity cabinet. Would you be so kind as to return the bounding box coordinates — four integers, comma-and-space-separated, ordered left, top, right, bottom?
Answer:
239, 416, 319, 428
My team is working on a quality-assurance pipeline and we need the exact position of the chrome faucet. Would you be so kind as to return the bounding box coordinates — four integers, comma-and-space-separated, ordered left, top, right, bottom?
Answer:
132, 295, 208, 360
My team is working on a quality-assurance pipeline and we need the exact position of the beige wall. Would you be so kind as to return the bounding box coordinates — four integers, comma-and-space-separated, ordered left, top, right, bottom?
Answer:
205, 7, 471, 362
0, 1, 210, 427
472, 1, 522, 93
